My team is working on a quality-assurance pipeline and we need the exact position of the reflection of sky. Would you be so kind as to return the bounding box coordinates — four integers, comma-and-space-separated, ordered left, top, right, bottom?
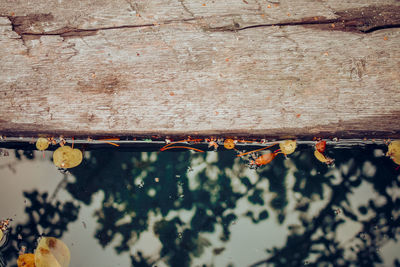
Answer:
0, 150, 399, 266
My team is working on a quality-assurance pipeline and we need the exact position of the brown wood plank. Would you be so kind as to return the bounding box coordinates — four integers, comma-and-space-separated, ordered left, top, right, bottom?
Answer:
0, 1, 399, 139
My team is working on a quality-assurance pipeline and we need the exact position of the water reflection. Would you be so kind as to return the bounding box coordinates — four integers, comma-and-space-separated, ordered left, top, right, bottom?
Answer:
0, 145, 399, 266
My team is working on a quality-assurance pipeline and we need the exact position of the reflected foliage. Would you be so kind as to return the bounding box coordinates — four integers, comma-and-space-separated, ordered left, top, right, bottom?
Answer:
67, 150, 265, 266
1, 191, 79, 267
251, 147, 400, 267
2, 145, 400, 266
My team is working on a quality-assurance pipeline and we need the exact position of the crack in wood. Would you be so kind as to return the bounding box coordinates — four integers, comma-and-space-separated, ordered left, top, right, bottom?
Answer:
207, 5, 400, 33
5, 14, 198, 39
3, 4, 400, 41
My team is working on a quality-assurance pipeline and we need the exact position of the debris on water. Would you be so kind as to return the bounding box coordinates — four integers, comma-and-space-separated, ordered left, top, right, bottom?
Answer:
213, 247, 225, 255
359, 232, 367, 240
59, 136, 67, 147
315, 140, 326, 153
0, 148, 9, 156
206, 138, 219, 150
333, 208, 342, 215
138, 181, 144, 188
57, 168, 69, 174
0, 218, 11, 242
19, 245, 26, 255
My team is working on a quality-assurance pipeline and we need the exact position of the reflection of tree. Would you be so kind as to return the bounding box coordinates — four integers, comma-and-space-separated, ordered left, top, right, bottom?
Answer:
2, 144, 400, 267
250, 147, 400, 267
0, 151, 80, 267
67, 150, 277, 266
1, 189, 80, 267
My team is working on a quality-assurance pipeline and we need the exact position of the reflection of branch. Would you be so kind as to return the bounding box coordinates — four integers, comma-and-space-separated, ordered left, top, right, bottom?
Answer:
0, 161, 18, 173
49, 174, 68, 202
0, 254, 5, 267
248, 180, 349, 267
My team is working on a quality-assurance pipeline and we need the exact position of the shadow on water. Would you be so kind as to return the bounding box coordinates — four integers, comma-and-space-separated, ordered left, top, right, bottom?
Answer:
1, 144, 400, 266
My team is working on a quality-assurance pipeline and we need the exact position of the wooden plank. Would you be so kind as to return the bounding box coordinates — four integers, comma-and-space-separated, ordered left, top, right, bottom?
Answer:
0, 1, 399, 139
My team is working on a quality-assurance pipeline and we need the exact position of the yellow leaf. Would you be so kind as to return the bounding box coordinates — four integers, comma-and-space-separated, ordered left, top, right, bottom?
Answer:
280, 140, 297, 155
223, 139, 235, 149
387, 140, 400, 158
17, 253, 35, 267
36, 138, 49, 151
35, 237, 70, 267
53, 146, 82, 168
314, 150, 334, 164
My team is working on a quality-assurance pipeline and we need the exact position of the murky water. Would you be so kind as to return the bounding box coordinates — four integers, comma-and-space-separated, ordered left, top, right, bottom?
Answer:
0, 140, 399, 267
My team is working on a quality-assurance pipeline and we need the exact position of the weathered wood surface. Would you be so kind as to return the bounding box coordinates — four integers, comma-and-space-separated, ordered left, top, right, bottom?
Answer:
0, 1, 399, 139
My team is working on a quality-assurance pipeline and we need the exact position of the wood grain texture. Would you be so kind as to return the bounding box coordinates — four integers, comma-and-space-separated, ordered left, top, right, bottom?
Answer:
0, 0, 399, 139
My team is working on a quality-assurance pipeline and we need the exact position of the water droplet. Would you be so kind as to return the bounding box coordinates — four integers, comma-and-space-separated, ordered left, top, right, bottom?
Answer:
179, 194, 184, 198
176, 174, 181, 178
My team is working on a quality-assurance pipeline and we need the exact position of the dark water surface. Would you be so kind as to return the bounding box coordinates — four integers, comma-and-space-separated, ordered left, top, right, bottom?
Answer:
0, 142, 399, 267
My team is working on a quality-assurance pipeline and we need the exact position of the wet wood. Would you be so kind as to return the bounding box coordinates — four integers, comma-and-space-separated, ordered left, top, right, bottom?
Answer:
0, 1, 399, 139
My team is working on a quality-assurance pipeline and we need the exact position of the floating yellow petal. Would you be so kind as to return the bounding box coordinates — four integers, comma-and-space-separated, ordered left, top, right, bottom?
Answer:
35, 237, 70, 267
387, 141, 400, 157
53, 146, 82, 169
386, 141, 400, 165
0, 229, 3, 242
223, 139, 235, 149
36, 138, 49, 151
279, 140, 297, 155
314, 150, 334, 165
17, 253, 36, 267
